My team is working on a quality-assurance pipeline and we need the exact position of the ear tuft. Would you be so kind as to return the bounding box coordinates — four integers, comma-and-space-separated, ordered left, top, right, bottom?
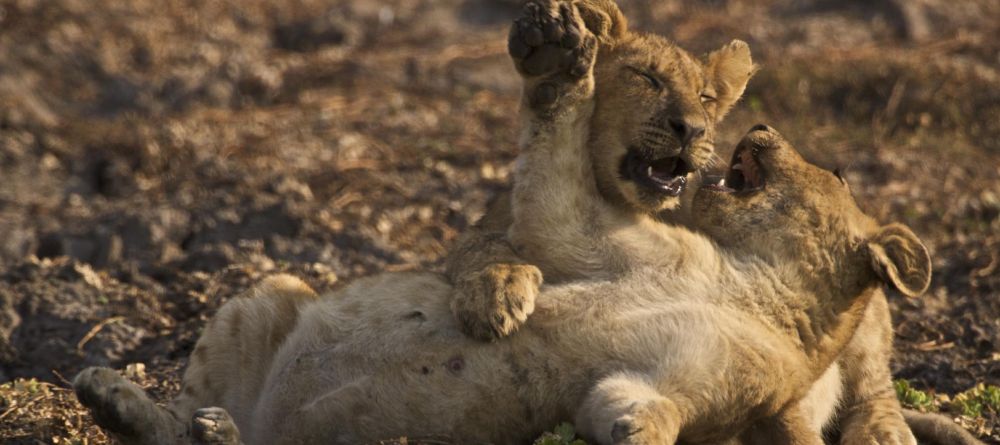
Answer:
703, 40, 757, 122
573, 0, 628, 42
867, 223, 931, 297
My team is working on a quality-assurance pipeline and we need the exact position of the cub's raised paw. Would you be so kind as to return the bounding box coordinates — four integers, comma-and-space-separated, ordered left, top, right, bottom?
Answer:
508, 1, 597, 107
452, 262, 542, 341
193, 407, 242, 445
74, 367, 179, 445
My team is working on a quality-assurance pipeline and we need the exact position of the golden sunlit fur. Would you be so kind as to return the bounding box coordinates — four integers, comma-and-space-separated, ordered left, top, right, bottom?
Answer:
446, 0, 755, 340
73, 126, 951, 445
444, 2, 965, 444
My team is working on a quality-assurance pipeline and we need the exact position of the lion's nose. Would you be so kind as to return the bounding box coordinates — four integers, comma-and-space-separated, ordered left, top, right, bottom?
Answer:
668, 118, 706, 147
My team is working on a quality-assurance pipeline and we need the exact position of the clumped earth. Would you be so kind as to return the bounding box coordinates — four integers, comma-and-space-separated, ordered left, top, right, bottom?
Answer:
0, 0, 998, 443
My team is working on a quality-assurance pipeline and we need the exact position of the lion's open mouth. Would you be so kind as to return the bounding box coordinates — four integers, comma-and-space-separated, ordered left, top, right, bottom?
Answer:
622, 150, 691, 197
704, 145, 764, 193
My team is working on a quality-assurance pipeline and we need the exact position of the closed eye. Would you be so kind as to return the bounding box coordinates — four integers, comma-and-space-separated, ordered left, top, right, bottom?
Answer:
628, 67, 662, 90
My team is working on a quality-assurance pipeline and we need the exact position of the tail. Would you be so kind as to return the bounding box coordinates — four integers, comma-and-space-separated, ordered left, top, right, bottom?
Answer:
903, 409, 984, 445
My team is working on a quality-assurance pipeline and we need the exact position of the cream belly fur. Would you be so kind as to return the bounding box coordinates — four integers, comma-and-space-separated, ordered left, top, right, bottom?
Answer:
196, 257, 828, 445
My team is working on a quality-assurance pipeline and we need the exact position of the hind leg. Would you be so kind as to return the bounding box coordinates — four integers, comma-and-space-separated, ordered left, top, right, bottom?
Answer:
167, 274, 318, 431
74, 367, 185, 445
575, 372, 682, 445
76, 274, 317, 444
835, 296, 916, 445
740, 407, 825, 445
192, 407, 242, 445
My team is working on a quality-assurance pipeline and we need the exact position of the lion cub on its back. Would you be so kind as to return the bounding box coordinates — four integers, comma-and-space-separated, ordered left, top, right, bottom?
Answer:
73, 126, 934, 445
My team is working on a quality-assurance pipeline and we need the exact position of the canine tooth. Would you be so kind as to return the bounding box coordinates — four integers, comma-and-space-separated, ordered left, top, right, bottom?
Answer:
647, 166, 654, 177
731, 163, 744, 171
718, 178, 725, 186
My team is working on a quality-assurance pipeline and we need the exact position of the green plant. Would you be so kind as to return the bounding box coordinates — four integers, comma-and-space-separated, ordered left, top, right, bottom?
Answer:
894, 379, 937, 412
951, 383, 1000, 418
533, 423, 588, 445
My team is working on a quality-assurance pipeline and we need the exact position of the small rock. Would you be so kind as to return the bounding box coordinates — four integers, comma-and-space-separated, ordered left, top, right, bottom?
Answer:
273, 13, 359, 52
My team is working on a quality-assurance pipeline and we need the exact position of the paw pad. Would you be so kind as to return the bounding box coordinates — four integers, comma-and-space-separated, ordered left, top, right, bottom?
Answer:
509, 1, 595, 79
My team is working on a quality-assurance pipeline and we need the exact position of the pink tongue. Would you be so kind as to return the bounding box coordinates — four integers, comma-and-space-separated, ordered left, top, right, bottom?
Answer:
650, 169, 675, 182
649, 158, 678, 180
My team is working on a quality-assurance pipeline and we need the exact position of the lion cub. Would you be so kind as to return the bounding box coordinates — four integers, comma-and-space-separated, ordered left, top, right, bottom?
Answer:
446, 0, 755, 340
74, 126, 934, 445
447, 1, 932, 443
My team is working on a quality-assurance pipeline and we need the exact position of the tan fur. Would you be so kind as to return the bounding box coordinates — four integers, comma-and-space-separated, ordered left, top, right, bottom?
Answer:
444, 2, 938, 444
74, 126, 950, 445
447, 0, 755, 340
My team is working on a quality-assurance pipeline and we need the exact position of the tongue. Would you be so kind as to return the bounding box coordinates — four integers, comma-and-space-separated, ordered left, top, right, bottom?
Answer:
648, 167, 677, 183
648, 157, 678, 179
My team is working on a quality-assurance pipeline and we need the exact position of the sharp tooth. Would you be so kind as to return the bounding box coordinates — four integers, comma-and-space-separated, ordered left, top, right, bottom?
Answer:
731, 163, 744, 171
647, 166, 654, 177
718, 178, 725, 186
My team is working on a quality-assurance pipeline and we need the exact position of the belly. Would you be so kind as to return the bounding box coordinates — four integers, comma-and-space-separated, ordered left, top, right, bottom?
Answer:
247, 272, 561, 444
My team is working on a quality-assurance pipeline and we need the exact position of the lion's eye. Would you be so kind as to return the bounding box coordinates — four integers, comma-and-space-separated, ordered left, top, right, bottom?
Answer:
629, 68, 662, 90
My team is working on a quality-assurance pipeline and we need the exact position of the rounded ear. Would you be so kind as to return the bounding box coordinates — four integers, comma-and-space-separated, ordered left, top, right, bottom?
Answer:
867, 223, 931, 297
573, 0, 627, 42
703, 40, 757, 122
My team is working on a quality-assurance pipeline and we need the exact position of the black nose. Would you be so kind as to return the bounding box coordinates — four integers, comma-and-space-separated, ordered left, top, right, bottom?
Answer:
749, 124, 773, 133
668, 118, 706, 147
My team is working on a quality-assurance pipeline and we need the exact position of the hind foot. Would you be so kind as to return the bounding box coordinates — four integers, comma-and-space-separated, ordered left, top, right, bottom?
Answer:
74, 367, 183, 445
192, 407, 242, 445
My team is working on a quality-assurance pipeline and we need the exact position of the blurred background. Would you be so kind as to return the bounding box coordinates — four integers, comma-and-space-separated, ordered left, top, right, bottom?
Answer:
0, 0, 997, 442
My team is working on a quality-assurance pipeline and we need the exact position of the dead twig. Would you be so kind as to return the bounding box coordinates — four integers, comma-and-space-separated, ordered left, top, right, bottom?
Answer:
0, 393, 47, 421
76, 316, 125, 353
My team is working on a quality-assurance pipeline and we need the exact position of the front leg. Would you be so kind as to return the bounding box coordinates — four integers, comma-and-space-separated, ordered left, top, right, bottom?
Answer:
835, 295, 917, 445
509, 0, 598, 115
446, 191, 544, 341
446, 0, 608, 341
507, 1, 616, 278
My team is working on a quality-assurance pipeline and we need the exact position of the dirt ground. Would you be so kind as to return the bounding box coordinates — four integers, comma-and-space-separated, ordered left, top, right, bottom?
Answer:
0, 0, 998, 443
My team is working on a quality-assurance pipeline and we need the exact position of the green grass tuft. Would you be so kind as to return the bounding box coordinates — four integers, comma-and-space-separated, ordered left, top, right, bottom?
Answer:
951, 383, 1000, 418
532, 423, 588, 445
894, 379, 937, 412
